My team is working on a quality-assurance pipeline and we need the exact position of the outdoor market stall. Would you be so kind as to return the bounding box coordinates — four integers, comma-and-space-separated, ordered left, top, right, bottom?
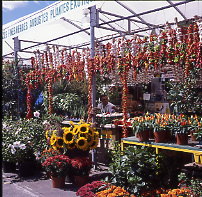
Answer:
2, 1, 202, 196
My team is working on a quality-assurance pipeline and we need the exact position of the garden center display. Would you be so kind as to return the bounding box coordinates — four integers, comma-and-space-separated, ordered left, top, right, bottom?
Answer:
2, 1, 202, 196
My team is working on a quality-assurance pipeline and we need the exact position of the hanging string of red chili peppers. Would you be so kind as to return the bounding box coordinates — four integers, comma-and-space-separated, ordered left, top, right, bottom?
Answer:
20, 20, 201, 126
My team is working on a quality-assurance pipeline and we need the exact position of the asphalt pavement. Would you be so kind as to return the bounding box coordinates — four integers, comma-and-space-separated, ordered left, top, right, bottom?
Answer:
2, 165, 111, 197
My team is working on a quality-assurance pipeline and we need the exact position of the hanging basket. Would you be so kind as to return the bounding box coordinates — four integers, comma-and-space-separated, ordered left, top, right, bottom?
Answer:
176, 133, 188, 145
51, 176, 66, 188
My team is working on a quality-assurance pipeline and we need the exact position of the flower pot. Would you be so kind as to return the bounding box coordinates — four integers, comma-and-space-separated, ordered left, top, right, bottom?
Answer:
154, 131, 170, 143
136, 130, 150, 142
176, 133, 188, 145
194, 154, 202, 164
190, 130, 197, 141
51, 176, 66, 188
2, 161, 16, 173
73, 175, 89, 187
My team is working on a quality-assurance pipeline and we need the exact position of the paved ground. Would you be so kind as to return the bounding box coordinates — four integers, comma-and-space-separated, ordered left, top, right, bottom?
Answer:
2, 164, 111, 197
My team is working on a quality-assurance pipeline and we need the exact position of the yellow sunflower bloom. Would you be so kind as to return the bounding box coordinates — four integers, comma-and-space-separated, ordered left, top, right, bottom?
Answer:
76, 137, 88, 150
73, 125, 79, 135
50, 135, 57, 145
52, 145, 58, 150
86, 134, 94, 146
78, 123, 90, 133
67, 142, 76, 150
63, 131, 74, 144
55, 137, 64, 148
88, 127, 94, 136
45, 130, 52, 139
89, 138, 99, 150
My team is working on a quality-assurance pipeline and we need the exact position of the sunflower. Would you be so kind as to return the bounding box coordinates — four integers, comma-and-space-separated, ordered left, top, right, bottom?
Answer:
88, 127, 94, 136
86, 134, 94, 146
50, 135, 57, 145
89, 136, 99, 150
55, 137, 64, 148
45, 130, 57, 139
93, 131, 99, 140
78, 123, 90, 133
52, 145, 58, 150
78, 132, 88, 139
73, 125, 79, 135
67, 142, 76, 150
63, 131, 74, 144
76, 137, 88, 150
45, 130, 52, 139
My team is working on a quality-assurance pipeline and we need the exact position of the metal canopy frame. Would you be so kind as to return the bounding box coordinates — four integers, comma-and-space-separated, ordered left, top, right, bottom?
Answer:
3, 0, 197, 58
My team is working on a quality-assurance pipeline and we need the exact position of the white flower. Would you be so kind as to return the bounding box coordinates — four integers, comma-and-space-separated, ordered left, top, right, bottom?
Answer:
34, 151, 41, 160
3, 123, 7, 129
19, 144, 26, 150
33, 111, 40, 118
61, 99, 64, 102
11, 146, 16, 154
13, 141, 21, 148
43, 120, 50, 125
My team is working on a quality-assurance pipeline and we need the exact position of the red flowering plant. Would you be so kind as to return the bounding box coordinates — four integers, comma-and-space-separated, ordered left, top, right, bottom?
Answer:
70, 156, 92, 176
76, 181, 108, 197
39, 148, 61, 164
42, 154, 71, 177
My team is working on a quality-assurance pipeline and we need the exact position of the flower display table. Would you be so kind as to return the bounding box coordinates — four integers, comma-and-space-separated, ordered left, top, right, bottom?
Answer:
121, 136, 202, 161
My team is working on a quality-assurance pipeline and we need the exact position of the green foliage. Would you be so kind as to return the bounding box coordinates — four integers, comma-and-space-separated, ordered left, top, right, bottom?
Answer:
167, 68, 202, 115
108, 142, 165, 195
178, 172, 202, 196
2, 118, 48, 163
2, 61, 19, 119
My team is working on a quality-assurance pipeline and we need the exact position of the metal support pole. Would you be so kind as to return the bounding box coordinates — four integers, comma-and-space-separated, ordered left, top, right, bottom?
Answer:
13, 36, 21, 119
89, 5, 98, 170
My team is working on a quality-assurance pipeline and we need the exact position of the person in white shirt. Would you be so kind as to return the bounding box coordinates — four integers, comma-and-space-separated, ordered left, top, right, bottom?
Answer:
97, 95, 118, 113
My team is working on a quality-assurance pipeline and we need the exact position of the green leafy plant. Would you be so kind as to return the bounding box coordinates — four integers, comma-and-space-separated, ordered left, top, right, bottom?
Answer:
108, 142, 165, 195
43, 92, 87, 118
178, 172, 202, 197
2, 117, 48, 163
167, 67, 202, 115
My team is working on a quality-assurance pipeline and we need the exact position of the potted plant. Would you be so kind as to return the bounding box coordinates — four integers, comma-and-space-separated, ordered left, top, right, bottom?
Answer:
172, 115, 190, 145
188, 115, 202, 143
153, 113, 172, 143
42, 154, 71, 188
70, 156, 92, 187
132, 116, 151, 142
2, 120, 18, 172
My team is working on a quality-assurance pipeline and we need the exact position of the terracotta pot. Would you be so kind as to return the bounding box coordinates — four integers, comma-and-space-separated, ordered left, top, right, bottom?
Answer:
149, 129, 154, 139
176, 133, 188, 145
73, 175, 89, 187
3, 161, 16, 173
51, 176, 66, 188
136, 130, 150, 142
154, 131, 170, 143
190, 130, 197, 141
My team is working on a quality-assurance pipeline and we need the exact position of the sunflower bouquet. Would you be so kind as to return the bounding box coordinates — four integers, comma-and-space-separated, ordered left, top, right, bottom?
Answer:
46, 120, 99, 152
